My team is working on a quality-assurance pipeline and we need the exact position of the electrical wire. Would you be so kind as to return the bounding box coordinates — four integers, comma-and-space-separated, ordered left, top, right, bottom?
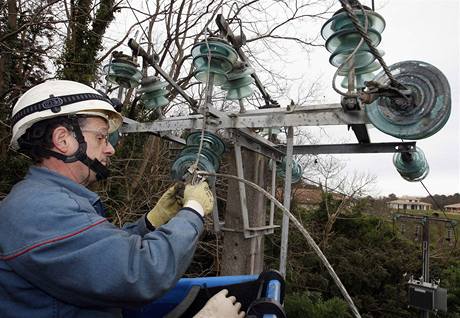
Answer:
332, 1, 369, 97
339, 0, 400, 87
191, 34, 214, 184
420, 180, 458, 250
125, 0, 150, 47
198, 171, 362, 318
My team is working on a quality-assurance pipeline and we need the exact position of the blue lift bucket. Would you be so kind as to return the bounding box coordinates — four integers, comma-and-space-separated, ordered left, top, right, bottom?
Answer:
123, 271, 286, 318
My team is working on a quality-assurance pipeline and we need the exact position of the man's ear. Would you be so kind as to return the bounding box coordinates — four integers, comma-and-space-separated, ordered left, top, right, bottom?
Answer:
51, 126, 74, 153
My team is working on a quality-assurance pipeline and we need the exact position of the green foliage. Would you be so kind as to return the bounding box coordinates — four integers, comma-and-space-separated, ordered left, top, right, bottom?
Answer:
439, 260, 460, 317
266, 195, 445, 317
0, 154, 30, 199
0, 1, 56, 197
285, 291, 351, 318
423, 193, 460, 210
57, 0, 117, 84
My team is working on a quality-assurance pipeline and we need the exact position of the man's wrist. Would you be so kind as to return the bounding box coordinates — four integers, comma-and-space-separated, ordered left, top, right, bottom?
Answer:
144, 213, 156, 231
184, 200, 204, 216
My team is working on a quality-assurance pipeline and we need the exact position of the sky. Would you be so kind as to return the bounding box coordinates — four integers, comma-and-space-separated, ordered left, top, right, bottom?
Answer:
298, 0, 460, 197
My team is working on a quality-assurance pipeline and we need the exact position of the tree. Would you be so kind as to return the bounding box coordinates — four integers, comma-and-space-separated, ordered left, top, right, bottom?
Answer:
0, 0, 58, 197
57, 0, 119, 84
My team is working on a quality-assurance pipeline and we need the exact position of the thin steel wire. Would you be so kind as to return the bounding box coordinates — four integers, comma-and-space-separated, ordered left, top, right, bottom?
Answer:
420, 180, 458, 250
198, 171, 362, 318
331, 1, 369, 97
339, 0, 400, 87
192, 35, 214, 184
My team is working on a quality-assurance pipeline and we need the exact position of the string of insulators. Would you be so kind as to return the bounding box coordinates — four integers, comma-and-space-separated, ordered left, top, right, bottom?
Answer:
270, 158, 303, 184
393, 147, 429, 182
103, 55, 142, 89
170, 131, 225, 184
137, 76, 170, 109
191, 38, 238, 85
221, 66, 255, 100
321, 6, 386, 90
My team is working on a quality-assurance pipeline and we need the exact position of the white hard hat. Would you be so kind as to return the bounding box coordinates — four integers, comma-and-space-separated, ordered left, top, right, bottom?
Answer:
10, 80, 123, 150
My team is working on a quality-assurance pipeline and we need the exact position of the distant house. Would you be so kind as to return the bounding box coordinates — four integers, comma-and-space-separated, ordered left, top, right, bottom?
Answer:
445, 203, 460, 213
284, 187, 344, 210
293, 188, 323, 209
387, 196, 432, 211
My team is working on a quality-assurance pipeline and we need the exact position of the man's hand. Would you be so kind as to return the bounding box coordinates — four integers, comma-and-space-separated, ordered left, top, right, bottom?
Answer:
183, 181, 214, 216
193, 289, 245, 318
146, 184, 182, 228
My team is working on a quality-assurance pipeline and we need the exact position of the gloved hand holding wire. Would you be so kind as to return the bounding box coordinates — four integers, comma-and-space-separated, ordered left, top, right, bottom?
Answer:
147, 184, 182, 228
183, 181, 214, 217
193, 289, 245, 318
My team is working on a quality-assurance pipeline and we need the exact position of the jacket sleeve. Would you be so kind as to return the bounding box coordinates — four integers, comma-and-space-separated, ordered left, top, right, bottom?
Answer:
121, 214, 151, 236
5, 207, 204, 308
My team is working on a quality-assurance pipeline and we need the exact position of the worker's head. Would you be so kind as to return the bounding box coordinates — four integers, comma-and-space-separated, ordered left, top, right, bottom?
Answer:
11, 80, 123, 183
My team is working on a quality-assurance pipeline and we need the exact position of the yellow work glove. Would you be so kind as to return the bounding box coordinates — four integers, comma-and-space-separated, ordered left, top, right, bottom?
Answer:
193, 289, 245, 318
146, 184, 182, 228
183, 181, 214, 216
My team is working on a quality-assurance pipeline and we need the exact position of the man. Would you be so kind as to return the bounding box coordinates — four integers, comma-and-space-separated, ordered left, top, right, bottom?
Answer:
0, 80, 243, 317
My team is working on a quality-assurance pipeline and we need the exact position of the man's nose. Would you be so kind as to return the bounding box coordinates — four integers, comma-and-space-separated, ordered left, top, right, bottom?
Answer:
105, 142, 115, 156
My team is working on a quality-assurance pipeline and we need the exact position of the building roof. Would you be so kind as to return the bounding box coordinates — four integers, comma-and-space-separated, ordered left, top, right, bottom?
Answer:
293, 188, 323, 204
276, 187, 343, 205
387, 199, 432, 206
292, 188, 343, 205
399, 195, 422, 199
445, 203, 460, 208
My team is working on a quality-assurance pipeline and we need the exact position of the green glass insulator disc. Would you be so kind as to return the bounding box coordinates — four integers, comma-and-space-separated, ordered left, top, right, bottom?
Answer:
191, 38, 238, 85
272, 158, 303, 184
226, 66, 255, 81
193, 55, 235, 85
393, 147, 429, 182
222, 77, 254, 100
140, 94, 169, 109
221, 76, 254, 90
325, 28, 381, 53
221, 67, 255, 100
225, 86, 254, 100
330, 48, 378, 69
321, 9, 385, 40
138, 77, 169, 109
186, 131, 226, 156
179, 146, 220, 170
170, 152, 216, 184
338, 61, 381, 89
103, 62, 142, 88
194, 71, 228, 86
340, 72, 376, 89
191, 38, 238, 62
338, 60, 381, 76
138, 77, 168, 93
366, 61, 451, 140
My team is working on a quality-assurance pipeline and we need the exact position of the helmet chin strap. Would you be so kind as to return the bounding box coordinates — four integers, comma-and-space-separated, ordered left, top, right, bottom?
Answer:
37, 117, 110, 181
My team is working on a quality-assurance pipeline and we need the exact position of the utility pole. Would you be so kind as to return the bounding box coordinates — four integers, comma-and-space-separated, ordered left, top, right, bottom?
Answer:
221, 149, 268, 275
394, 213, 454, 317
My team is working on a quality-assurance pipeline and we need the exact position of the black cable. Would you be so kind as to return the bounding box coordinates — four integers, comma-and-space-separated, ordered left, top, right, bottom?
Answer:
339, 0, 400, 87
420, 181, 442, 211
125, 0, 150, 47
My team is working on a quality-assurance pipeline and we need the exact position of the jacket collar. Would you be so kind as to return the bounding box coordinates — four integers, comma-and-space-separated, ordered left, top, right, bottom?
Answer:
26, 166, 101, 206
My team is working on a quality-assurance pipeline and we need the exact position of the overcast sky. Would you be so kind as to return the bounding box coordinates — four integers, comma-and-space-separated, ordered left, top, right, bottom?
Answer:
301, 0, 460, 197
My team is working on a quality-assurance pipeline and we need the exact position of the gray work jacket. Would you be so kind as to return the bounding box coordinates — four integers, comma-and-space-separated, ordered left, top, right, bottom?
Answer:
0, 166, 203, 317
